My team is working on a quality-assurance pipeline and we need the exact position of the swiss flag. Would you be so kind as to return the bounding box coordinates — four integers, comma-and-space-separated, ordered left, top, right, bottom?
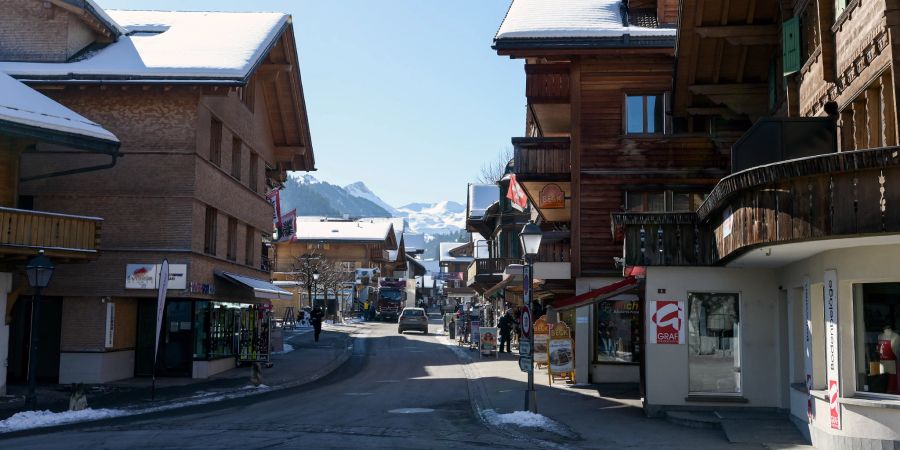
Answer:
506, 174, 528, 212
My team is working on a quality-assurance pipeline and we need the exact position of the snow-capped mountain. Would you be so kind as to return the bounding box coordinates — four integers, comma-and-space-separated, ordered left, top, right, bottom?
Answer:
344, 182, 400, 216
395, 201, 466, 235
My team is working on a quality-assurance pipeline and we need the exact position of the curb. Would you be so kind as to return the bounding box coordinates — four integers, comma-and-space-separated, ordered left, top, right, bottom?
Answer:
0, 327, 359, 438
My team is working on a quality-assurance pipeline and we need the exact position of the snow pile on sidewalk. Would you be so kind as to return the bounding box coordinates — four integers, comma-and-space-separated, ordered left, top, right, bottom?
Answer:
274, 343, 294, 354
481, 409, 575, 437
0, 408, 125, 433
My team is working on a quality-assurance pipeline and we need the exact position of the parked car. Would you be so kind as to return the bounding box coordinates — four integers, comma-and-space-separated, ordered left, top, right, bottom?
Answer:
398, 307, 428, 334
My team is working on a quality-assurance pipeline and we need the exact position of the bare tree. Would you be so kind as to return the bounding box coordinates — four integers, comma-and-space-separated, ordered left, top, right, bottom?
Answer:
476, 146, 513, 184
291, 252, 354, 321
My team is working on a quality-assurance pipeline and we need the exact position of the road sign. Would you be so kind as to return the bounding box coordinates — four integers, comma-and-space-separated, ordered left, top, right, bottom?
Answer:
519, 340, 532, 356
519, 356, 533, 373
521, 306, 532, 339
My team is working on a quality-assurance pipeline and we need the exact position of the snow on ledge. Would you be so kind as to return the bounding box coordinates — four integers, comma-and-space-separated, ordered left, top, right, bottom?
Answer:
495, 0, 676, 40
0, 408, 126, 433
481, 409, 576, 437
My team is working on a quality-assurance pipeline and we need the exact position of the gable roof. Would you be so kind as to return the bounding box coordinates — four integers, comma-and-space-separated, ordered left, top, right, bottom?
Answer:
440, 242, 474, 264
54, 0, 127, 39
404, 233, 426, 253
293, 220, 395, 245
0, 71, 119, 151
493, 0, 675, 51
0, 10, 289, 83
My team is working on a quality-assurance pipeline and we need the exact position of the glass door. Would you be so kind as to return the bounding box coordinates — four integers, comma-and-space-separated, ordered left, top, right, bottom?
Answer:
688, 293, 741, 394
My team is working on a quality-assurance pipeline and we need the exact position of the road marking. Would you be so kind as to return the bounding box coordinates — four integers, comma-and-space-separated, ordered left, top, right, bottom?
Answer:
376, 380, 400, 383
343, 392, 373, 396
388, 408, 435, 414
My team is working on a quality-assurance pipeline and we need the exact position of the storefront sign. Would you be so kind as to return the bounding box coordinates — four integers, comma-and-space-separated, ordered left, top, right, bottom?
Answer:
104, 302, 115, 348
803, 276, 815, 423
480, 327, 498, 355
648, 300, 685, 345
549, 322, 574, 374
126, 263, 187, 290
533, 316, 550, 364
539, 184, 565, 209
722, 207, 733, 238
824, 269, 841, 430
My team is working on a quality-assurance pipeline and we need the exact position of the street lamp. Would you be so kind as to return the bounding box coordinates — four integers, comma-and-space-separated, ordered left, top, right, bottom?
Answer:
24, 250, 54, 409
312, 269, 320, 309
519, 221, 542, 413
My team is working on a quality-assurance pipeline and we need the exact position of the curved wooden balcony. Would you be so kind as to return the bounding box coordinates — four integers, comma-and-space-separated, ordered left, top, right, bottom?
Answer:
0, 207, 102, 262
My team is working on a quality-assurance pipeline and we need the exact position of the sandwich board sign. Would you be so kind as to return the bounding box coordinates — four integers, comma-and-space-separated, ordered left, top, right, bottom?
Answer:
548, 322, 574, 381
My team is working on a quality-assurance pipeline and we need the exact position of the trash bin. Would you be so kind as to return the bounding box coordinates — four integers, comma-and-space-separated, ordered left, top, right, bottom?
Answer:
449, 319, 456, 340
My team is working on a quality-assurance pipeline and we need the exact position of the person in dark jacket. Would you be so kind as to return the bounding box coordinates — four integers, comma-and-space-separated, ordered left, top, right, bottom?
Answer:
311, 306, 325, 342
498, 311, 513, 353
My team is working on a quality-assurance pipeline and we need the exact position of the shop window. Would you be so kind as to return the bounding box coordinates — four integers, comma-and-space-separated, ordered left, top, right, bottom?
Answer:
249, 152, 259, 193
227, 217, 238, 261
688, 292, 741, 394
853, 283, 900, 396
204, 207, 217, 255
625, 94, 664, 134
231, 137, 242, 180
596, 296, 641, 363
209, 118, 222, 166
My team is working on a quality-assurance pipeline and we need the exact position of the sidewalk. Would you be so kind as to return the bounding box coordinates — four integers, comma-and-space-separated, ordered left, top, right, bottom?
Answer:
0, 322, 361, 430
438, 333, 811, 449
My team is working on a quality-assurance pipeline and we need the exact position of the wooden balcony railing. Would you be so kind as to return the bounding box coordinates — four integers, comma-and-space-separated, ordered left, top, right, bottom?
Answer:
0, 207, 102, 260
512, 137, 571, 180
471, 258, 520, 276
525, 64, 570, 104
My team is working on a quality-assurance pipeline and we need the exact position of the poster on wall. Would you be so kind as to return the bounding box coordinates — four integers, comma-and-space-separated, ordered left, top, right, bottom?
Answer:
104, 302, 115, 348
647, 300, 685, 345
803, 276, 815, 423
824, 269, 841, 430
533, 316, 550, 364
549, 322, 574, 374
126, 264, 187, 290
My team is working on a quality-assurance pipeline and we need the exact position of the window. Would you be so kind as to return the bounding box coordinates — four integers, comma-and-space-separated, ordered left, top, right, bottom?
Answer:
688, 292, 741, 394
853, 283, 900, 396
625, 94, 665, 134
227, 217, 238, 261
596, 297, 641, 363
209, 118, 222, 166
204, 207, 217, 255
626, 191, 705, 212
249, 152, 259, 192
245, 228, 255, 266
231, 137, 242, 180
341, 261, 357, 272
835, 0, 850, 20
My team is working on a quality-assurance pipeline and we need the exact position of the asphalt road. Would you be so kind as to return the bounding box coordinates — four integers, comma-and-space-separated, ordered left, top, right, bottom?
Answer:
0, 320, 524, 449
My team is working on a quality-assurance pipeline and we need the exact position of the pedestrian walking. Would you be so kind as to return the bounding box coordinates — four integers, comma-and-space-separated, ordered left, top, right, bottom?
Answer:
498, 310, 512, 353
311, 306, 324, 342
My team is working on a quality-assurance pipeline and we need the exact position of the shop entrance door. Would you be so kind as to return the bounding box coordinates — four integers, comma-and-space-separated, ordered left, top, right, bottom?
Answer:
134, 300, 193, 377
7, 296, 62, 384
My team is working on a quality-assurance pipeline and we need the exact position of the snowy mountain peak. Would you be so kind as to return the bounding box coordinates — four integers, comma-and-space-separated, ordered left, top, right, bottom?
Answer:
289, 173, 321, 184
344, 181, 399, 216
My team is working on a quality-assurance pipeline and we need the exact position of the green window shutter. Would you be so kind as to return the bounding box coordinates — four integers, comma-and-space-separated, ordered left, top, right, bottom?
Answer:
783, 16, 800, 75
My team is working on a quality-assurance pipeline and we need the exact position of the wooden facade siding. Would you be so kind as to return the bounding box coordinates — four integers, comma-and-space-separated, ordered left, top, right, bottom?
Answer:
472, 258, 520, 276
512, 137, 570, 179
0, 207, 101, 259
525, 64, 571, 103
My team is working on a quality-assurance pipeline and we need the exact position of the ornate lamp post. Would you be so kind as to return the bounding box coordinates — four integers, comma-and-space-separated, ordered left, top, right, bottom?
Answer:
519, 221, 542, 413
24, 250, 55, 409
312, 269, 320, 309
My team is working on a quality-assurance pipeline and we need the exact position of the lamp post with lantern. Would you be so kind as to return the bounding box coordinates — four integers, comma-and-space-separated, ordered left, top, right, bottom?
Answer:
312, 269, 320, 309
519, 221, 543, 413
24, 250, 55, 409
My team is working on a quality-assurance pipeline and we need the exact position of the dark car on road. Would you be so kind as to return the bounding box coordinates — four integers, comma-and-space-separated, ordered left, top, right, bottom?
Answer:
398, 307, 428, 334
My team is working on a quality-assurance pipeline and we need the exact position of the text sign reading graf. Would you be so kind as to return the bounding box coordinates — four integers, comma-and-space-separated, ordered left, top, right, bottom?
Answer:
519, 356, 533, 373
519, 340, 532, 356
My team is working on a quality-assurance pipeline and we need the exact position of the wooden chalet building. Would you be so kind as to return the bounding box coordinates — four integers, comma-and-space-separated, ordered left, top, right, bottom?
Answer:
609, 0, 900, 447
493, 0, 728, 385
0, 1, 314, 383
439, 242, 476, 309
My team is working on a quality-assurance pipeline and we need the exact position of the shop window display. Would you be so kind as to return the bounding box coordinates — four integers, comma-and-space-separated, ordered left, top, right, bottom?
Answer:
595, 297, 640, 363
854, 283, 900, 396
688, 293, 740, 394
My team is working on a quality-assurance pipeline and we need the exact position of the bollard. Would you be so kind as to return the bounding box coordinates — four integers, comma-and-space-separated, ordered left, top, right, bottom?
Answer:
449, 319, 456, 340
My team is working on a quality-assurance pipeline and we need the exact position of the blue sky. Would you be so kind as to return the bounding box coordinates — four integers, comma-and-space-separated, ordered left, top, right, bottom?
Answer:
97, 0, 524, 207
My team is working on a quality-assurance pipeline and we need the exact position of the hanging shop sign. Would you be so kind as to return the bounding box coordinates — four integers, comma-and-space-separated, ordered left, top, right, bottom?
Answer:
533, 316, 550, 365
647, 300, 685, 345
824, 269, 841, 430
803, 276, 815, 423
479, 327, 498, 356
125, 263, 187, 290
549, 321, 574, 374
539, 184, 565, 209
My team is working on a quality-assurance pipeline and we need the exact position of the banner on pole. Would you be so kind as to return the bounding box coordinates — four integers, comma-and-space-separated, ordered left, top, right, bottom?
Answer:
803, 276, 815, 423
154, 259, 170, 365
824, 269, 841, 430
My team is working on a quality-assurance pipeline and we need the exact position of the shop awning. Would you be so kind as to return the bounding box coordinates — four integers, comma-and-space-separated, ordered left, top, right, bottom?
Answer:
551, 276, 641, 312
483, 276, 516, 298
216, 271, 293, 300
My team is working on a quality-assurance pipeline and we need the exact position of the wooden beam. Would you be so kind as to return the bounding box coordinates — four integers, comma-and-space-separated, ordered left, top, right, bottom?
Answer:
694, 24, 778, 45
686, 106, 739, 119
689, 83, 767, 95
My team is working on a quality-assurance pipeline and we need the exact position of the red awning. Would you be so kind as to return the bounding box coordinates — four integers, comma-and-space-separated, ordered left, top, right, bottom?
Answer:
550, 276, 641, 311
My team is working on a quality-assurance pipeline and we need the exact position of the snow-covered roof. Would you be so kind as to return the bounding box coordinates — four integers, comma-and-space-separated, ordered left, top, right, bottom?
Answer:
468, 184, 499, 220
294, 221, 393, 243
440, 242, 474, 264
0, 71, 119, 145
0, 10, 289, 82
404, 233, 426, 252
495, 0, 675, 45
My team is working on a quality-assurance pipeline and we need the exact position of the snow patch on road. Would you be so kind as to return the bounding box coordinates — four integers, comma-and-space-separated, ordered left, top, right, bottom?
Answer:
241, 384, 270, 390
0, 408, 126, 432
481, 409, 575, 437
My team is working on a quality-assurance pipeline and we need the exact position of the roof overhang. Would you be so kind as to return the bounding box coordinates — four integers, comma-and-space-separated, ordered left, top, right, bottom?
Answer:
216, 271, 292, 300
494, 35, 675, 53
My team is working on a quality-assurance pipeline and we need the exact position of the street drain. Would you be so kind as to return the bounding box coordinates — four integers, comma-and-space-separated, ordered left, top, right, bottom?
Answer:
388, 408, 435, 414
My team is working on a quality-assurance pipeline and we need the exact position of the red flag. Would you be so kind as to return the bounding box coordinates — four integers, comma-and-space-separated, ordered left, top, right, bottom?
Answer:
506, 174, 528, 212
266, 189, 283, 229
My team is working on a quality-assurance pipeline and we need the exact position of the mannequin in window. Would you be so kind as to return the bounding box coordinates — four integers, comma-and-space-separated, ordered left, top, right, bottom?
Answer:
877, 325, 900, 394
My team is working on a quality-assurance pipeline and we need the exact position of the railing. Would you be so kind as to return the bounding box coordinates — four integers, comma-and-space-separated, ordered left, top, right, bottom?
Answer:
472, 258, 520, 276
525, 64, 570, 103
512, 137, 571, 179
0, 207, 102, 259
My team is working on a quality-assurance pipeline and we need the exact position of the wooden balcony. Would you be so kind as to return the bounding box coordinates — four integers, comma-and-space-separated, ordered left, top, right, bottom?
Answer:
525, 64, 570, 104
0, 207, 102, 262
512, 137, 571, 180
613, 146, 900, 266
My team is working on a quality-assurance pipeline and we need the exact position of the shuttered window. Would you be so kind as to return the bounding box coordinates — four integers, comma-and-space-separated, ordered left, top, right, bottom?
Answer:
782, 16, 800, 75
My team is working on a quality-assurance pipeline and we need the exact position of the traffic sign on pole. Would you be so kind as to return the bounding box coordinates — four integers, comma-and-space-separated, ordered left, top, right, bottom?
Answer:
519, 356, 533, 373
